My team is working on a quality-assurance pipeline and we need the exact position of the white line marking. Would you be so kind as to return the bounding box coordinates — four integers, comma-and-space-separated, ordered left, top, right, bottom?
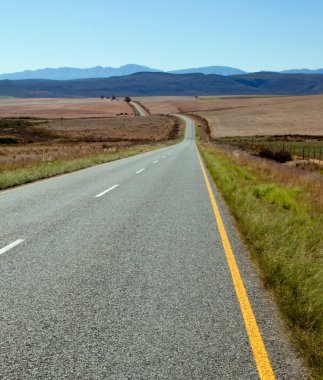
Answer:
162, 156, 166, 159
136, 168, 145, 174
153, 160, 159, 164
0, 239, 24, 256
95, 184, 119, 198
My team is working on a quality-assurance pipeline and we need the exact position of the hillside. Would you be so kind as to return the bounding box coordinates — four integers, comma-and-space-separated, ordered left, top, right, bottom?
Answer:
1, 72, 323, 98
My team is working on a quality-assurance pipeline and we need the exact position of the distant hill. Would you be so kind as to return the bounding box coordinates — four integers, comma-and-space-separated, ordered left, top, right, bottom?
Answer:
1, 72, 323, 98
1, 65, 323, 81
0, 64, 161, 81
0, 65, 245, 80
169, 66, 246, 76
281, 69, 323, 74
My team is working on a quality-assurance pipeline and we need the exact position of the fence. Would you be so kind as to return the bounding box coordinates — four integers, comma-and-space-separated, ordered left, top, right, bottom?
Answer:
248, 140, 323, 161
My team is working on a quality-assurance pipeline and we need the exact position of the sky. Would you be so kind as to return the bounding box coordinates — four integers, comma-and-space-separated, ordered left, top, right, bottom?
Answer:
1, 0, 323, 74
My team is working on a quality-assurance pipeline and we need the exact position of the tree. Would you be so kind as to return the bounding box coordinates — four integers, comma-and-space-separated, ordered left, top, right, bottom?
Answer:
124, 96, 131, 102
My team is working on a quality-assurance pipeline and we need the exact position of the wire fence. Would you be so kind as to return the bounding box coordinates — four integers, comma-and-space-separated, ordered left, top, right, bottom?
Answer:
248, 140, 323, 161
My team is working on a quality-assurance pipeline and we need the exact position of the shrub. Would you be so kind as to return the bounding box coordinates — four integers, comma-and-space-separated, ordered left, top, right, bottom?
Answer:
0, 137, 18, 145
259, 148, 274, 160
259, 148, 292, 163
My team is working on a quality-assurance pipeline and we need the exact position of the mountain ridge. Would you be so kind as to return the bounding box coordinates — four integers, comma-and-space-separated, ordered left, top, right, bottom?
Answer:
1, 71, 323, 98
0, 64, 161, 81
1, 65, 323, 81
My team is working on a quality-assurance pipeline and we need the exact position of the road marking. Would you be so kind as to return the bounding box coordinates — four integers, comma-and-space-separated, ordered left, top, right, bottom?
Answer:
162, 156, 166, 159
0, 239, 24, 256
136, 168, 145, 174
95, 184, 119, 198
153, 160, 159, 164
196, 147, 276, 380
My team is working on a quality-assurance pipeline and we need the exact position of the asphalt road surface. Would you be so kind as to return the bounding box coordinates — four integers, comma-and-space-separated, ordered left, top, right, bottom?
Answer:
0, 116, 306, 379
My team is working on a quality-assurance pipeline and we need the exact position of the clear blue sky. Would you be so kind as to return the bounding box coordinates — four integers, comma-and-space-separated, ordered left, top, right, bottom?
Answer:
1, 0, 322, 73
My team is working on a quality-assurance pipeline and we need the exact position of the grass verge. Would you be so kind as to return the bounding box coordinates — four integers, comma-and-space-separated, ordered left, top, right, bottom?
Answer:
198, 142, 322, 379
0, 141, 178, 190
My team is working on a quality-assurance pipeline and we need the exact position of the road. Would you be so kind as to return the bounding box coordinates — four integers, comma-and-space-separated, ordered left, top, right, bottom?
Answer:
130, 101, 148, 116
0, 116, 306, 379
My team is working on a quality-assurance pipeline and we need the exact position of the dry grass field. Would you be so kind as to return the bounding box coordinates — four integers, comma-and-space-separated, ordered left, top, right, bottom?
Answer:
0, 98, 133, 119
136, 96, 227, 114
0, 115, 179, 168
138, 95, 323, 142
136, 95, 321, 116
195, 95, 323, 138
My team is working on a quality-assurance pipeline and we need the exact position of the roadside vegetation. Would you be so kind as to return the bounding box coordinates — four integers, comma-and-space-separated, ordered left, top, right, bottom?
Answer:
0, 116, 184, 190
0, 143, 177, 190
198, 140, 323, 379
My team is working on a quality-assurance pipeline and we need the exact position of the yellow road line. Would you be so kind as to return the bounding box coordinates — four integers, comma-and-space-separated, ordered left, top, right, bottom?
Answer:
196, 146, 276, 380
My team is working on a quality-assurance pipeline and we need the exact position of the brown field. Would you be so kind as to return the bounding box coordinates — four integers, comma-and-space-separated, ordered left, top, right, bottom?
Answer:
0, 98, 133, 119
135, 96, 219, 114
135, 95, 322, 116
0, 115, 178, 168
195, 95, 323, 138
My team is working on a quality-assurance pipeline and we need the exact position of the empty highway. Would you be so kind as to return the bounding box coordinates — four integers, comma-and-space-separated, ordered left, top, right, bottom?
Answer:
0, 116, 306, 379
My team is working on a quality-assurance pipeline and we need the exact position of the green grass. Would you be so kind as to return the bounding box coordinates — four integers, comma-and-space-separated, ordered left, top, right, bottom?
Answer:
198, 143, 323, 379
0, 142, 176, 190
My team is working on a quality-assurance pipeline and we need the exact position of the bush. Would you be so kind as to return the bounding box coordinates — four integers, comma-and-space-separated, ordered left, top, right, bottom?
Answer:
0, 137, 18, 145
273, 150, 292, 163
259, 148, 292, 163
259, 148, 274, 160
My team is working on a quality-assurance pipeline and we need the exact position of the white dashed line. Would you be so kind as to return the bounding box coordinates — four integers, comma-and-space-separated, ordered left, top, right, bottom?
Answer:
0, 239, 24, 256
136, 168, 145, 174
162, 156, 166, 159
95, 184, 119, 198
153, 160, 159, 164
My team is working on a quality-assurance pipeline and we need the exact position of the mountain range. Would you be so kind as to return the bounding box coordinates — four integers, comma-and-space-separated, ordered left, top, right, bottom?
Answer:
1, 72, 323, 98
0, 64, 322, 81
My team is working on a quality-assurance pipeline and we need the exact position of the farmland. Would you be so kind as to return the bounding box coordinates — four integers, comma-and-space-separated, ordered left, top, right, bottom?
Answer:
0, 98, 182, 189
0, 116, 179, 168
0, 98, 133, 119
194, 95, 323, 138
